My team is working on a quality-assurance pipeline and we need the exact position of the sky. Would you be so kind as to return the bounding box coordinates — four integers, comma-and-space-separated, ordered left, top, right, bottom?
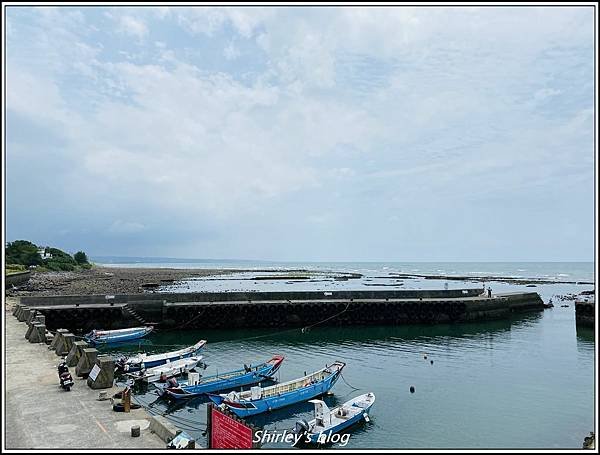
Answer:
4, 6, 596, 262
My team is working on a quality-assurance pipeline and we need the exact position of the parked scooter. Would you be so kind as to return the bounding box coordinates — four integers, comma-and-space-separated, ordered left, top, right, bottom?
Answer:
58, 358, 74, 391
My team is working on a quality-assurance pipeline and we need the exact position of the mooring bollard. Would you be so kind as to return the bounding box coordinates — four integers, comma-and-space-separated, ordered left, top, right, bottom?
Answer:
55, 333, 75, 356
76, 348, 98, 378
66, 341, 89, 367
28, 324, 47, 343
87, 356, 115, 389
131, 425, 140, 438
49, 329, 69, 350
123, 388, 131, 412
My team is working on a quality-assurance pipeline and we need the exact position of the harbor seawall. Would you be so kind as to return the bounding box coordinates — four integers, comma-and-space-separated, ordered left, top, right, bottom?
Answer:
17, 289, 544, 332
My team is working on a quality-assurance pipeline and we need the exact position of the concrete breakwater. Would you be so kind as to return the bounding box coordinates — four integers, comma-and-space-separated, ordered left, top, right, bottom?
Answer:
575, 293, 595, 328
17, 288, 544, 332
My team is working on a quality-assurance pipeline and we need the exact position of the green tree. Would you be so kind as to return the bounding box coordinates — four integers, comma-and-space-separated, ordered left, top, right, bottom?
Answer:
5, 240, 42, 266
44, 248, 77, 271
74, 251, 88, 264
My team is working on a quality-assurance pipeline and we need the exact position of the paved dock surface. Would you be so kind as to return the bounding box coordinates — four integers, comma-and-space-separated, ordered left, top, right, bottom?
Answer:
4, 298, 165, 450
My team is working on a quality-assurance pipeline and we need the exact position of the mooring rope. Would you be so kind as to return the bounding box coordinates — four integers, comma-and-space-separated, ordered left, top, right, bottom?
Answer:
339, 372, 361, 391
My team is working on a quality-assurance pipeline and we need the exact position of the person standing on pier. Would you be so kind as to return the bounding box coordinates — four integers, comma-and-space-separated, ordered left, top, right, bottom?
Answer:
487, 286, 492, 298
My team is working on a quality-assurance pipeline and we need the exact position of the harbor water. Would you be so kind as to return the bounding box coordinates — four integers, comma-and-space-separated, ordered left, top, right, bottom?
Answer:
97, 262, 595, 449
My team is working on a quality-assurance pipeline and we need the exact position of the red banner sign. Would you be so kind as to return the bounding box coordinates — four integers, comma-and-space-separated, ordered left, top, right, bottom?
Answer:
210, 407, 254, 449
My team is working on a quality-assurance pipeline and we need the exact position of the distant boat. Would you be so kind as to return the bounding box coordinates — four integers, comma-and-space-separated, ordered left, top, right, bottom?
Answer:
84, 326, 153, 345
291, 393, 375, 445
207, 361, 345, 417
156, 355, 284, 400
116, 340, 207, 372
129, 356, 203, 383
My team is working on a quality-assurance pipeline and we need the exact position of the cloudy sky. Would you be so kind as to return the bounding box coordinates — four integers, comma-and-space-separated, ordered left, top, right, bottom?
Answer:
5, 6, 595, 261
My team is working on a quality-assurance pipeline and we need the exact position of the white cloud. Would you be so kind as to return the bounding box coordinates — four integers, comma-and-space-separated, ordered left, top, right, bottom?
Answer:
118, 15, 148, 40
5, 6, 595, 260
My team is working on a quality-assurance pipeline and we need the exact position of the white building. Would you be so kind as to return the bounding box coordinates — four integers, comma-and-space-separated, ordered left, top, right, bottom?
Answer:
37, 247, 52, 260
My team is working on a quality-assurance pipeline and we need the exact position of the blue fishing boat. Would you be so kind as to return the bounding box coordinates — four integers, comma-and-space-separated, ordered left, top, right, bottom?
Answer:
207, 361, 345, 418
84, 326, 153, 345
116, 340, 207, 372
291, 393, 375, 446
156, 355, 285, 400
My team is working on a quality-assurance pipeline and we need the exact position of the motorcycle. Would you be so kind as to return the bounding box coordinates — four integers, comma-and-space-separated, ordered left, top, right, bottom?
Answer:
58, 359, 74, 391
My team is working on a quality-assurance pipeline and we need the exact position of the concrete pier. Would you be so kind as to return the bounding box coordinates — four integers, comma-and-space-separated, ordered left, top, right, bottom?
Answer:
16, 289, 544, 332
5, 298, 164, 449
575, 298, 595, 328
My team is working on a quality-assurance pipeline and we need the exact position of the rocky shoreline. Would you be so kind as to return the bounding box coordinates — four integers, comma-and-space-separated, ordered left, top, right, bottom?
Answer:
5, 266, 594, 297
4, 266, 232, 296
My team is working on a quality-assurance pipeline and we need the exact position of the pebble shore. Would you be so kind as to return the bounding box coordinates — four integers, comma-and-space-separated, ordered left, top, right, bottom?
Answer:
5, 266, 230, 296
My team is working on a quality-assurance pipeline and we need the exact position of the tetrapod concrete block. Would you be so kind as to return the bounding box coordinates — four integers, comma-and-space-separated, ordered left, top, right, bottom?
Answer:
26, 309, 38, 326
76, 348, 98, 378
28, 324, 47, 343
49, 329, 69, 350
86, 356, 115, 389
17, 306, 30, 322
55, 333, 75, 356
12, 302, 22, 316
25, 313, 41, 339
66, 341, 89, 367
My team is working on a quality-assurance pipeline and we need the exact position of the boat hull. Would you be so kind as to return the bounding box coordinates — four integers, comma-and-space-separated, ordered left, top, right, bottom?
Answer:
121, 340, 207, 372
86, 326, 153, 345
305, 402, 374, 444
133, 357, 203, 383
208, 365, 343, 418
162, 356, 284, 400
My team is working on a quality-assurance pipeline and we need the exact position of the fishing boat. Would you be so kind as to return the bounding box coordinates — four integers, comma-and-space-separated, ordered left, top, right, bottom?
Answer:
207, 361, 345, 417
156, 355, 285, 400
129, 356, 203, 383
84, 326, 153, 345
116, 340, 207, 372
291, 393, 375, 445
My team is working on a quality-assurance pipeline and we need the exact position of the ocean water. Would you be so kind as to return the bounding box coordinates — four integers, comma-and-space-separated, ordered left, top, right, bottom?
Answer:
96, 261, 595, 449
94, 259, 594, 283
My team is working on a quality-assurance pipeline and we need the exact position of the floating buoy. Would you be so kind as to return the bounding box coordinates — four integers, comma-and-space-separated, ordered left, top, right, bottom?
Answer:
410, 386, 415, 393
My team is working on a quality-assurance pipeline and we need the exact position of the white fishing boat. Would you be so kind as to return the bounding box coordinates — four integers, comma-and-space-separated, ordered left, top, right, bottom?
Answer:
129, 356, 203, 383
116, 339, 207, 372
291, 392, 375, 445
